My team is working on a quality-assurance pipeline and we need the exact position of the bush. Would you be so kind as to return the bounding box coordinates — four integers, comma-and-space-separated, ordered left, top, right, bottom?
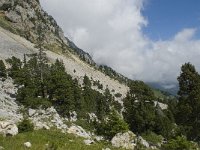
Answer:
96, 110, 129, 140
161, 136, 198, 150
114, 93, 122, 98
142, 132, 163, 145
18, 119, 34, 133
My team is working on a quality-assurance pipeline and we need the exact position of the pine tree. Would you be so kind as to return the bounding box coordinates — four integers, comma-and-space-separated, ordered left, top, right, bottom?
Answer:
123, 81, 156, 134
96, 109, 129, 140
48, 59, 75, 116
176, 63, 200, 141
73, 79, 84, 117
6, 56, 22, 79
36, 22, 48, 99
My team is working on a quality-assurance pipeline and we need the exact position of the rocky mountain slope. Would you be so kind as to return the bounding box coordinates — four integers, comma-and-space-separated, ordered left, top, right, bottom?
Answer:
0, 0, 129, 100
0, 0, 94, 64
0, 25, 129, 101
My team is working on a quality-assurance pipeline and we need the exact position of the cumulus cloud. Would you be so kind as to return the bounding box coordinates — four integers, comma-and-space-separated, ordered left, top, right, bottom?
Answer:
40, 0, 200, 86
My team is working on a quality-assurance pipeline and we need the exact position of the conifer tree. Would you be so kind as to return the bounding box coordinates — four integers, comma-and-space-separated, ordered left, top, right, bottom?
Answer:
96, 109, 129, 140
48, 59, 74, 116
6, 56, 22, 79
123, 81, 156, 134
176, 63, 200, 141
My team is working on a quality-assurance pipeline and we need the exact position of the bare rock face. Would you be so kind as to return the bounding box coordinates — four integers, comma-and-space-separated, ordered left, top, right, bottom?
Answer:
67, 125, 91, 139
0, 121, 18, 136
1, 0, 69, 47
111, 131, 136, 150
5, 10, 21, 23
28, 107, 67, 132
0, 78, 22, 122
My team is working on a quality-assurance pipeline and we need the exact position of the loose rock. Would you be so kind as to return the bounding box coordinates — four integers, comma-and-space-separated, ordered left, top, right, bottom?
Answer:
24, 142, 32, 148
111, 131, 136, 150
83, 139, 95, 145
0, 121, 18, 136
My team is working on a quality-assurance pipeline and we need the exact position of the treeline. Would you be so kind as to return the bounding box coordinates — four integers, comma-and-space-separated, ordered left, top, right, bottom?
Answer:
0, 53, 118, 119
0, 53, 128, 139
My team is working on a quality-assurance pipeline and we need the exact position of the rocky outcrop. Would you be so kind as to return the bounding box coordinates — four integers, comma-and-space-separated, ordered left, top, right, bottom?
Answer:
28, 107, 67, 132
67, 125, 91, 139
0, 78, 22, 122
111, 131, 136, 150
0, 0, 95, 65
2, 0, 68, 46
0, 121, 18, 136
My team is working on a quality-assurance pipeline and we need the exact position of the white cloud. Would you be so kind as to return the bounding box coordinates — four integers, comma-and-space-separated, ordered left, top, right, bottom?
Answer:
40, 0, 200, 86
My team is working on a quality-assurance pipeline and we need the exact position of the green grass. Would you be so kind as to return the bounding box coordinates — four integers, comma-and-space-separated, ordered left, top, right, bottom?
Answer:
0, 130, 125, 150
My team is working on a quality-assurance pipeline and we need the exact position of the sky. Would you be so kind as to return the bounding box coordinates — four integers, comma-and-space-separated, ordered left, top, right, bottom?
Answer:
40, 0, 200, 88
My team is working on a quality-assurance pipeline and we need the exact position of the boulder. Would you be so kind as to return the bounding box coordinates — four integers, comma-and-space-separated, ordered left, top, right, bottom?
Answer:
28, 109, 36, 117
0, 121, 18, 136
94, 135, 104, 141
83, 139, 95, 145
137, 136, 150, 148
24, 142, 32, 148
67, 125, 91, 139
0, 146, 4, 150
111, 131, 136, 150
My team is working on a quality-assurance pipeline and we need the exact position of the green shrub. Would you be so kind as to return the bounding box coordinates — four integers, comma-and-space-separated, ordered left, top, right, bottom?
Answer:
161, 136, 198, 150
18, 119, 34, 133
114, 93, 122, 98
96, 110, 129, 140
142, 132, 163, 145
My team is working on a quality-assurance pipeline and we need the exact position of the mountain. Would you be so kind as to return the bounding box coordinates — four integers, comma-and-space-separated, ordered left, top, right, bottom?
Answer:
1, 1, 199, 150
147, 82, 179, 96
0, 0, 129, 100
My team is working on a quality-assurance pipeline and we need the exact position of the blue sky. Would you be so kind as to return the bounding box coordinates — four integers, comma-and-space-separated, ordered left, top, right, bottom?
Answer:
143, 0, 200, 40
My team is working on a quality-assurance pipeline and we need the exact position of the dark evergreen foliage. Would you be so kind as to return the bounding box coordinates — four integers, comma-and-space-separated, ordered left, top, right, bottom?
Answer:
0, 60, 7, 78
5, 53, 114, 120
96, 109, 129, 140
176, 63, 200, 141
18, 119, 34, 133
123, 81, 174, 138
